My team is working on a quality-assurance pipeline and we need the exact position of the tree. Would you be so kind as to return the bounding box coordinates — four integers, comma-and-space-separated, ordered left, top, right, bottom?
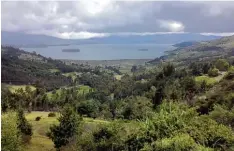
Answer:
49, 105, 82, 150
181, 76, 197, 103
25, 85, 33, 112
77, 100, 99, 118
17, 109, 33, 143
163, 63, 175, 77
215, 59, 229, 71
208, 68, 219, 77
153, 85, 165, 107
200, 80, 207, 93
202, 62, 212, 74
131, 65, 137, 73
189, 62, 202, 76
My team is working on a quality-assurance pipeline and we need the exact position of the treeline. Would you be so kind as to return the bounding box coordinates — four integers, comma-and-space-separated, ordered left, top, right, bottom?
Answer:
2, 58, 233, 120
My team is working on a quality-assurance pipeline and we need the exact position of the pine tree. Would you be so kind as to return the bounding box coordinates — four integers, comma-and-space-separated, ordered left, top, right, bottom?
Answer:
49, 105, 82, 150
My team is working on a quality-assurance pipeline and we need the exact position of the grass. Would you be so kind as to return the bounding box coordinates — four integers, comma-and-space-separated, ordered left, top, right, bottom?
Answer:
195, 75, 218, 86
23, 112, 57, 151
62, 72, 80, 81
49, 69, 60, 73
195, 72, 226, 87
24, 111, 109, 151
6, 84, 36, 93
46, 85, 92, 99
5, 84, 92, 100
114, 75, 122, 80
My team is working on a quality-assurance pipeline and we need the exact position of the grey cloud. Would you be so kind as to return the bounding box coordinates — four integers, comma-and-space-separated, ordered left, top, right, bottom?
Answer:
1, 1, 234, 39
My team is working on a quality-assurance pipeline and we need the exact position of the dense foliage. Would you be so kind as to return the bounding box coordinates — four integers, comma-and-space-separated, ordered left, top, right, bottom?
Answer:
1, 112, 22, 151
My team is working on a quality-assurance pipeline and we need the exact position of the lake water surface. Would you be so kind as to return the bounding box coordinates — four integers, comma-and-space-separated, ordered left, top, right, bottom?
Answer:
22, 44, 175, 60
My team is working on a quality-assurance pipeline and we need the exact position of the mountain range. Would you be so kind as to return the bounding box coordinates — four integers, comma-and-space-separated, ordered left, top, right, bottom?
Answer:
1, 31, 222, 47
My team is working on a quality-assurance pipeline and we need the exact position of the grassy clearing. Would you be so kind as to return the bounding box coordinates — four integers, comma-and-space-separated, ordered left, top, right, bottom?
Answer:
114, 75, 122, 80
24, 111, 109, 151
195, 72, 226, 87
6, 84, 36, 93
46, 85, 92, 99
49, 69, 60, 73
62, 72, 80, 81
24, 112, 57, 151
195, 75, 217, 86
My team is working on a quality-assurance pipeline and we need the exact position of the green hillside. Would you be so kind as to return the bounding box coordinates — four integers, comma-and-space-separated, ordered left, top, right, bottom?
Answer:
2, 36, 234, 151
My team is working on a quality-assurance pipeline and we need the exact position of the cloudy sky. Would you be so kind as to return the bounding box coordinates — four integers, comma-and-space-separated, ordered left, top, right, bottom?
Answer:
1, 1, 234, 39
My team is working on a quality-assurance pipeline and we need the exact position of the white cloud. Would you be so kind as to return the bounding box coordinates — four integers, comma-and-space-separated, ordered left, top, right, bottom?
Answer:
57, 31, 108, 39
159, 20, 185, 32
200, 33, 234, 36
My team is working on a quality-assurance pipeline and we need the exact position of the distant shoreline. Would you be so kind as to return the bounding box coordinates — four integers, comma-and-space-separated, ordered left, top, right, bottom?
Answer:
60, 59, 152, 66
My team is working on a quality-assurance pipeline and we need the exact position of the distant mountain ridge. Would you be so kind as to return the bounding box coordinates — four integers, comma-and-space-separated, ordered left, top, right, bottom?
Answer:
173, 41, 200, 48
1, 31, 221, 47
148, 35, 234, 65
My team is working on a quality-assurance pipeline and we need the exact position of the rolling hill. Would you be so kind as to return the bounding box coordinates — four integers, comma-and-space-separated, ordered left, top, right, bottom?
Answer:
148, 35, 234, 65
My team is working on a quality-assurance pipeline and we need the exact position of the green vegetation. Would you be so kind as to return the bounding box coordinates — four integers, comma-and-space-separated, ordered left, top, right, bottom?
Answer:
5, 84, 36, 93
2, 112, 22, 151
48, 105, 82, 149
49, 69, 60, 73
195, 75, 217, 86
2, 36, 234, 151
208, 68, 219, 77
62, 72, 79, 81
17, 109, 33, 143
215, 59, 230, 71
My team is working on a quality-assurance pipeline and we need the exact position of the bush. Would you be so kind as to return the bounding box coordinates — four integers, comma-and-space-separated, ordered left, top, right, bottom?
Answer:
35, 116, 41, 121
224, 71, 234, 80
48, 112, 56, 117
153, 133, 213, 151
2, 112, 22, 151
186, 116, 234, 149
77, 100, 99, 118
215, 59, 229, 71
208, 68, 219, 77
209, 105, 234, 128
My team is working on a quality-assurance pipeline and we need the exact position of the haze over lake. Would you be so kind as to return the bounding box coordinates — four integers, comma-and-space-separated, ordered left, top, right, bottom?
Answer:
22, 44, 175, 60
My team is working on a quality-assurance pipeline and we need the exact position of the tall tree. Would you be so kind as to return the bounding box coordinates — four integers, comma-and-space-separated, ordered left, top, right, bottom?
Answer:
49, 105, 82, 150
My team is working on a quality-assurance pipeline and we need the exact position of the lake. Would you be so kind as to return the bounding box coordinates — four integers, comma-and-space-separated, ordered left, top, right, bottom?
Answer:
21, 44, 175, 60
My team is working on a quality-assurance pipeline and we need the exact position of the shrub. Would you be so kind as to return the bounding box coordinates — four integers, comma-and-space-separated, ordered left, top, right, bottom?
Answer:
224, 71, 234, 80
209, 105, 234, 128
48, 112, 56, 117
2, 112, 22, 151
153, 133, 213, 151
208, 68, 219, 77
215, 59, 229, 71
35, 116, 41, 121
186, 116, 234, 149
